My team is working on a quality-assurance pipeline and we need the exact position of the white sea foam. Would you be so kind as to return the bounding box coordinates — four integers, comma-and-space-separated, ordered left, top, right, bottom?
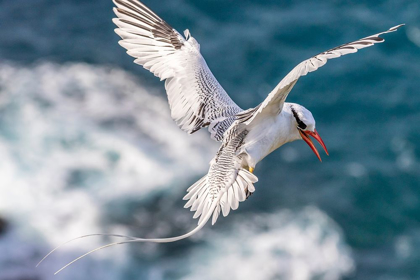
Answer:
0, 62, 216, 279
185, 207, 354, 280
0, 62, 354, 280
407, 26, 420, 48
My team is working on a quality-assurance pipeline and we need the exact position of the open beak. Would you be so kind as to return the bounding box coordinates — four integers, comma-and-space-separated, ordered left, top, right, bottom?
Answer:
298, 129, 329, 162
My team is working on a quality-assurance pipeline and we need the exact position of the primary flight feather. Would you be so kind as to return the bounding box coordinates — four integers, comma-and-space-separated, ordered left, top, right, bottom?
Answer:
39, 0, 403, 273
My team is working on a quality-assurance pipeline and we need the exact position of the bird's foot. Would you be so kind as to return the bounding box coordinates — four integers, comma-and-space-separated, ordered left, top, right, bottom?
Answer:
249, 167, 254, 173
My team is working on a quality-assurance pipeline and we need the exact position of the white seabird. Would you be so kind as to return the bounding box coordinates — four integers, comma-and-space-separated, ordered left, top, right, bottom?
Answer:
39, 0, 403, 273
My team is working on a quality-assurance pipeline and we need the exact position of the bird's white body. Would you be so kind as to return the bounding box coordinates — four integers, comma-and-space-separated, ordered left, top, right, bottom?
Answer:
239, 103, 301, 169
41, 0, 403, 273
109, 0, 402, 244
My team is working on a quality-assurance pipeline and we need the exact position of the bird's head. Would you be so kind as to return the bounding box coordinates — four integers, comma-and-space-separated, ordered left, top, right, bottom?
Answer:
289, 104, 329, 162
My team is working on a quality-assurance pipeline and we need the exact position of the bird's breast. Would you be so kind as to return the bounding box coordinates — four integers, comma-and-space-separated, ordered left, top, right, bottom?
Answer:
238, 114, 294, 168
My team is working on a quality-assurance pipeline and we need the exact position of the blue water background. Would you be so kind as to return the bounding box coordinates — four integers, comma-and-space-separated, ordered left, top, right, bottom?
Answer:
0, 0, 419, 279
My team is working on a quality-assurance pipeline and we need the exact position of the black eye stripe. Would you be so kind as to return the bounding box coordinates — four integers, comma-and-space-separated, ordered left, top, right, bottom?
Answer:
291, 107, 307, 130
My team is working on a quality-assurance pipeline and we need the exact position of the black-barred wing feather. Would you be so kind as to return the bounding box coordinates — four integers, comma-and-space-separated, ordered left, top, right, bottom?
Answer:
113, 0, 242, 141
241, 24, 404, 125
183, 128, 258, 225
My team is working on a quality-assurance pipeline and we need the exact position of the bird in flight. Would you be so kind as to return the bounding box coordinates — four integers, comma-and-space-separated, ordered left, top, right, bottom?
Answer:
39, 0, 403, 273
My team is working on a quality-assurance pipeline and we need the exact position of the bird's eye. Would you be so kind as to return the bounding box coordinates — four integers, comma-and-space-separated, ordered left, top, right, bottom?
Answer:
298, 122, 307, 130
291, 107, 307, 130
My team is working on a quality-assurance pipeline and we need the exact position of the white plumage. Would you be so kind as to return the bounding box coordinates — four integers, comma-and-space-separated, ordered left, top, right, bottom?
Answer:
112, 0, 402, 229
113, 0, 242, 141
243, 24, 404, 125
39, 0, 404, 273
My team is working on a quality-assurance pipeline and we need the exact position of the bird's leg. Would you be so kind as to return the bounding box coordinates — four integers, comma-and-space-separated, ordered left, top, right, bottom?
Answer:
249, 167, 254, 173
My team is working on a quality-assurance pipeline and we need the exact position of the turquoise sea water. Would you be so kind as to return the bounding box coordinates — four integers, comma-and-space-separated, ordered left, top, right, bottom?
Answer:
0, 0, 419, 279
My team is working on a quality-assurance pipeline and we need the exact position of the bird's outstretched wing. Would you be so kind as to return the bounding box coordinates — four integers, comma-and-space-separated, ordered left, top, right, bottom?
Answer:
113, 0, 242, 141
237, 24, 404, 125
38, 127, 258, 276
183, 128, 258, 226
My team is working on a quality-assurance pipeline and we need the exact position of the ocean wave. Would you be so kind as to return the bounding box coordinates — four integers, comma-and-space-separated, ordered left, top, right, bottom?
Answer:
0, 62, 216, 279
184, 207, 354, 280
0, 62, 353, 280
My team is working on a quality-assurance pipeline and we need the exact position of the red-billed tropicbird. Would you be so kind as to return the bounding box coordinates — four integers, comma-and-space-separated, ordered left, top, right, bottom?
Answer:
39, 0, 403, 273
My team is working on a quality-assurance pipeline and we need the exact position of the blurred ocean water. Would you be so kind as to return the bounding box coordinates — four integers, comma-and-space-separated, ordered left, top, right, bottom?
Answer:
0, 0, 419, 279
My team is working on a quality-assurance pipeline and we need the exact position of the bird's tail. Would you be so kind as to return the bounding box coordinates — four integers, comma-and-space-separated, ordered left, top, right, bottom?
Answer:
37, 187, 223, 275
37, 169, 257, 274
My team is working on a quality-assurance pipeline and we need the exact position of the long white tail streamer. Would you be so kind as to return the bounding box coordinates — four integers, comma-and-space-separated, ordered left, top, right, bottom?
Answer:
36, 233, 139, 268
38, 194, 223, 275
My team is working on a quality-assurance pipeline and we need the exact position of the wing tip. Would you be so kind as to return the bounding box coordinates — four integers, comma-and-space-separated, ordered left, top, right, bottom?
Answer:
375, 23, 405, 43
112, 18, 121, 26
389, 23, 405, 32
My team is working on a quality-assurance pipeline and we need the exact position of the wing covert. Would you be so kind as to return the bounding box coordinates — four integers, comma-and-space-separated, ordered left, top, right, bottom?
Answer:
113, 0, 242, 141
238, 24, 404, 125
